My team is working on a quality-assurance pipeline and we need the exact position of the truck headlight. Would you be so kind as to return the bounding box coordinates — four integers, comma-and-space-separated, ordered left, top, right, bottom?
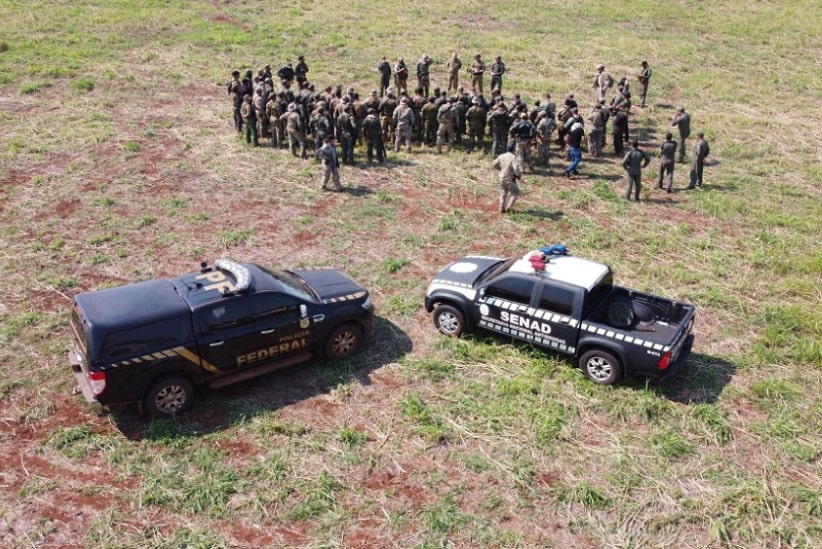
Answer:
362, 295, 372, 311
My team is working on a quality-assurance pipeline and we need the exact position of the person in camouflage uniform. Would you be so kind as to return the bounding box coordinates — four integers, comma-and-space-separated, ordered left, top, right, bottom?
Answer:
466, 98, 487, 152
586, 103, 605, 158
487, 102, 510, 157
362, 108, 385, 163
266, 92, 284, 148
378, 90, 398, 143
393, 96, 416, 153
316, 135, 343, 192
416, 54, 433, 99
336, 103, 357, 165
421, 97, 439, 146
228, 70, 243, 132
594, 64, 613, 103
310, 105, 333, 152
394, 58, 409, 95
254, 87, 268, 140
281, 102, 307, 158
436, 98, 457, 153
446, 52, 462, 93
240, 95, 258, 146
536, 111, 556, 168
493, 143, 523, 213
509, 112, 537, 171
469, 54, 486, 94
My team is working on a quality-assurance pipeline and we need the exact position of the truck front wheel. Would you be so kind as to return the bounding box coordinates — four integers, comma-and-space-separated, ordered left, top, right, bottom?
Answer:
325, 324, 362, 360
144, 376, 194, 418
433, 304, 465, 337
579, 350, 622, 385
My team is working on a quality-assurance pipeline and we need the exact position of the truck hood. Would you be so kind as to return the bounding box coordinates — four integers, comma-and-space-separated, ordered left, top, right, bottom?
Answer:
292, 269, 369, 303
429, 256, 505, 288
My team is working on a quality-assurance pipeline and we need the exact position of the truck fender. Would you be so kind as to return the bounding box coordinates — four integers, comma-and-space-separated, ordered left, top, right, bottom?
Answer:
576, 337, 628, 371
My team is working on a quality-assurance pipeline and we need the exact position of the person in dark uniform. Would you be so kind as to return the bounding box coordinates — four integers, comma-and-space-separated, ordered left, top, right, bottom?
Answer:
622, 139, 650, 201
671, 107, 691, 162
295, 56, 309, 86
658, 132, 677, 193
689, 132, 710, 188
377, 55, 391, 97
490, 56, 506, 93
637, 60, 651, 107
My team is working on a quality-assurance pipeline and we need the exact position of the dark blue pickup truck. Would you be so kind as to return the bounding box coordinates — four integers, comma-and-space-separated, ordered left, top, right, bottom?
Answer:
425, 247, 695, 385
70, 260, 374, 417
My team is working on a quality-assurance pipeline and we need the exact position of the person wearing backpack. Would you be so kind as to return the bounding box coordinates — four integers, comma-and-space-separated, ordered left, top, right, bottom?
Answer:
689, 132, 710, 188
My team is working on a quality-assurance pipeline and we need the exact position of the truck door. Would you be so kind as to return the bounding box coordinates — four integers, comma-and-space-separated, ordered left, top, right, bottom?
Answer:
244, 292, 311, 364
195, 297, 260, 374
477, 275, 540, 341
534, 282, 582, 354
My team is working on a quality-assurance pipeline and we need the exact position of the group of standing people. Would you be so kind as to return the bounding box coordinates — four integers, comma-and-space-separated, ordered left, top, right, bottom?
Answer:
226, 54, 710, 202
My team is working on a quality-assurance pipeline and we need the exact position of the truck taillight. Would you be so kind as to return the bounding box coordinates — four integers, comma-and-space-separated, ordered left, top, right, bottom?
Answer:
657, 351, 671, 370
89, 371, 106, 395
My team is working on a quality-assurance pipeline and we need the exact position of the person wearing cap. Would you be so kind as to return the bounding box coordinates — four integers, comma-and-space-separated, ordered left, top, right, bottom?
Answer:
446, 52, 462, 93
492, 142, 523, 213
337, 103, 357, 165
378, 90, 399, 143
317, 135, 343, 192
294, 56, 309, 86
587, 103, 605, 158
490, 56, 506, 93
436, 98, 457, 153
392, 96, 416, 153
671, 107, 691, 162
227, 70, 243, 132
376, 56, 392, 97
565, 116, 585, 178
466, 97, 487, 152
240, 95, 258, 146
253, 87, 268, 142
488, 102, 511, 156
362, 108, 385, 163
280, 102, 307, 158
637, 61, 651, 107
689, 132, 710, 188
536, 110, 556, 168
266, 90, 284, 148
611, 105, 629, 156
394, 58, 409, 95
622, 139, 651, 201
594, 64, 613, 103
469, 54, 485, 94
658, 132, 678, 193
509, 112, 537, 171
416, 54, 434, 99
421, 97, 439, 147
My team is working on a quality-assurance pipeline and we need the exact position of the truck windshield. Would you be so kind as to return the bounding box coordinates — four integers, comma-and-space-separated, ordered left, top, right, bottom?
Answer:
259, 267, 318, 302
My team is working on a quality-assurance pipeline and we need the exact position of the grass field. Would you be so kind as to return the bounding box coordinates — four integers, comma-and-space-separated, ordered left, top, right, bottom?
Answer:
0, 1, 820, 547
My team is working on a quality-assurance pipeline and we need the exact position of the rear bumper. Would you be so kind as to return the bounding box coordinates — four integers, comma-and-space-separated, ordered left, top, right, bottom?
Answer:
69, 349, 98, 404
659, 334, 694, 383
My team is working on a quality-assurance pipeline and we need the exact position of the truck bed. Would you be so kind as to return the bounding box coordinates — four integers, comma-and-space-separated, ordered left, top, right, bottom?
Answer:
587, 286, 693, 345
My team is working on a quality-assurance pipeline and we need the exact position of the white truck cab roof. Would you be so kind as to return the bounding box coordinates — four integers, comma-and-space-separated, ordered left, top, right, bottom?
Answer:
508, 251, 611, 291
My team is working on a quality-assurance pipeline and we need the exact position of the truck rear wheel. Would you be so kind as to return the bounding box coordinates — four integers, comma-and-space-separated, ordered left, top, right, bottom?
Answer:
324, 324, 362, 360
579, 349, 622, 385
144, 376, 193, 418
433, 304, 465, 337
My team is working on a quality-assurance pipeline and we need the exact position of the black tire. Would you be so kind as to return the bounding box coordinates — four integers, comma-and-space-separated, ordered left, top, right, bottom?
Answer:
433, 304, 465, 337
324, 324, 363, 360
144, 376, 194, 418
579, 349, 623, 385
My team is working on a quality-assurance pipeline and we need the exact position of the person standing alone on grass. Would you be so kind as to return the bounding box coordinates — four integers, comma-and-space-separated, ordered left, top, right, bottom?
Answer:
637, 60, 651, 107
658, 132, 677, 193
317, 135, 343, 192
622, 139, 650, 201
493, 142, 522, 213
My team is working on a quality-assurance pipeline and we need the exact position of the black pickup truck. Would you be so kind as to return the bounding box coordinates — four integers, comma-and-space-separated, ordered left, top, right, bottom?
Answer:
424, 247, 695, 384
69, 260, 374, 417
